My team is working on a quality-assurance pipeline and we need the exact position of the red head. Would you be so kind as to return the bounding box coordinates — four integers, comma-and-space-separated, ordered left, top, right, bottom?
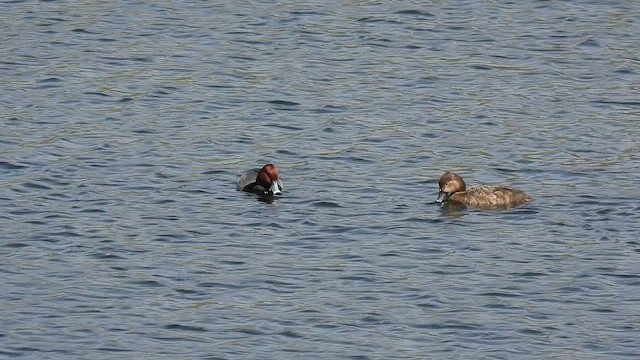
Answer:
256, 164, 282, 195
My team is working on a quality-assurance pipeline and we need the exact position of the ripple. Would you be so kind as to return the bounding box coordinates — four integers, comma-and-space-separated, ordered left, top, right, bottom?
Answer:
394, 9, 434, 17
165, 324, 208, 332
311, 201, 342, 208
0, 161, 26, 170
267, 100, 300, 107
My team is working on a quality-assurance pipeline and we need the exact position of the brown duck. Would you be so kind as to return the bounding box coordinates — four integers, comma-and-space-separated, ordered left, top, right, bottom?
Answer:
436, 171, 532, 209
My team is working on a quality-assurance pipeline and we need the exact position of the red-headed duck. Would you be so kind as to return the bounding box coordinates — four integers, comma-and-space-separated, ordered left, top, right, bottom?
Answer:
237, 164, 283, 196
436, 171, 532, 208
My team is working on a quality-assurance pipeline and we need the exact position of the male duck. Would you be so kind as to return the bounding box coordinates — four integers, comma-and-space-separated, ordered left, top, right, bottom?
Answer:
237, 164, 283, 196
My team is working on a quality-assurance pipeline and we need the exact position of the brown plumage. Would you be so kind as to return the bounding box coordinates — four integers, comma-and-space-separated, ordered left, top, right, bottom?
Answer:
436, 171, 532, 209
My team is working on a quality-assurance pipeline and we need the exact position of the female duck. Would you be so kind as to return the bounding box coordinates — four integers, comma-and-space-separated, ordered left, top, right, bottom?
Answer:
436, 171, 531, 208
237, 163, 283, 196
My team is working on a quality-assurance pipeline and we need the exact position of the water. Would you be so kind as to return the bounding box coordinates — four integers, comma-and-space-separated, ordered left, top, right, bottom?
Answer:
2, 1, 639, 359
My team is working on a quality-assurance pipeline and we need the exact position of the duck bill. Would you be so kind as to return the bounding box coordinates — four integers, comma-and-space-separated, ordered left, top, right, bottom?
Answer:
436, 190, 449, 203
269, 181, 282, 195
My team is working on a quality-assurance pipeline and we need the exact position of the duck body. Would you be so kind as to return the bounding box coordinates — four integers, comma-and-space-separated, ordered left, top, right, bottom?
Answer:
237, 164, 283, 196
436, 171, 531, 209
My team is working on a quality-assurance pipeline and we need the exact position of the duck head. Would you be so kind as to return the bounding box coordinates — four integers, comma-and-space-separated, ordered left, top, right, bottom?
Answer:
256, 163, 282, 195
436, 171, 466, 203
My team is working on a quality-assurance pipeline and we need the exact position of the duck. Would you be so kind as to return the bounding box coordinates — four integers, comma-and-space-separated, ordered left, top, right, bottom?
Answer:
436, 171, 532, 208
237, 163, 283, 196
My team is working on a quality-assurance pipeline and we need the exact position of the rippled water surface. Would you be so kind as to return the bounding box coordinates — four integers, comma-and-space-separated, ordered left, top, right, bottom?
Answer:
2, 1, 640, 359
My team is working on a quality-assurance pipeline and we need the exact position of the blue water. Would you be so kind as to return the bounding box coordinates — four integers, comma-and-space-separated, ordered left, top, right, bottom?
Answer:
2, 1, 639, 359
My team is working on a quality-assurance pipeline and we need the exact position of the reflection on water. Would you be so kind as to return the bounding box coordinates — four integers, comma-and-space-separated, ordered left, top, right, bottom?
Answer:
439, 201, 469, 218
256, 193, 279, 204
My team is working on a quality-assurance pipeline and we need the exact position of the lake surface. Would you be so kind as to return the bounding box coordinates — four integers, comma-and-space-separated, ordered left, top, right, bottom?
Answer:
2, 1, 639, 359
